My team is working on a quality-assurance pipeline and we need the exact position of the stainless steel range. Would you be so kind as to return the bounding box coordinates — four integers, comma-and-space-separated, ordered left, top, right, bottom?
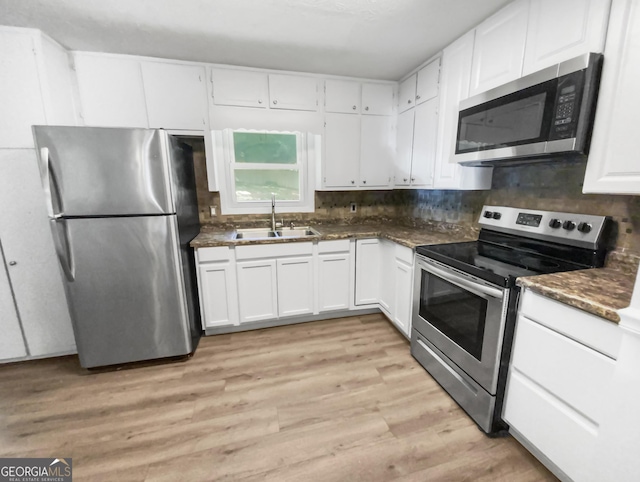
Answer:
411, 205, 613, 434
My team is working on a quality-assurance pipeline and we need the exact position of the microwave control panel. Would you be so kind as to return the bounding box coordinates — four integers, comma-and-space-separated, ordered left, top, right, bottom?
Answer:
549, 70, 584, 140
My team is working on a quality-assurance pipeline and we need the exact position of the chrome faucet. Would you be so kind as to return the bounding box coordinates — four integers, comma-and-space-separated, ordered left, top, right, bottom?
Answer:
271, 193, 276, 231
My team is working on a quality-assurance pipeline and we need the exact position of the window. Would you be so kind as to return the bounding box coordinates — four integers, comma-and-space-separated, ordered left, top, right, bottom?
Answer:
217, 129, 317, 214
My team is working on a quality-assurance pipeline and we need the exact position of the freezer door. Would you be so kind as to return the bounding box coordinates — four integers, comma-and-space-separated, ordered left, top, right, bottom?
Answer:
61, 215, 193, 368
33, 126, 173, 217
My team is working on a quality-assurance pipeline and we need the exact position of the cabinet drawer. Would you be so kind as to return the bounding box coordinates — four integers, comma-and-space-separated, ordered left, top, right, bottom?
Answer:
512, 315, 615, 424
519, 289, 621, 359
504, 369, 597, 482
197, 246, 232, 263
318, 239, 350, 254
235, 242, 313, 260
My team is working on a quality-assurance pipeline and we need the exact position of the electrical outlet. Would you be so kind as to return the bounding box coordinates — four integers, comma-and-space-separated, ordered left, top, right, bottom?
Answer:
209, 206, 217, 216
350, 203, 357, 213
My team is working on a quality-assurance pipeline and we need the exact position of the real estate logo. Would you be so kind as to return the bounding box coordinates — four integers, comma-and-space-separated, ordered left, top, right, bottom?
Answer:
0, 458, 72, 482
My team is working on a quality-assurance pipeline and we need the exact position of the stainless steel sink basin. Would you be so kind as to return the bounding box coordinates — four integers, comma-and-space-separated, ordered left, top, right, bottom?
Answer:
276, 227, 321, 238
233, 228, 278, 239
232, 226, 321, 239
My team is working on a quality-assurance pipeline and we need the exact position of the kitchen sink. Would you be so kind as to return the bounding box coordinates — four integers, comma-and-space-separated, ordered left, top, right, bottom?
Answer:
233, 228, 278, 239
232, 226, 321, 239
276, 227, 321, 237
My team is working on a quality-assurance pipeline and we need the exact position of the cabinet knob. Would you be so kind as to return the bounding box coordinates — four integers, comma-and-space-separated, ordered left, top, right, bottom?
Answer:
258, 99, 262, 104
273, 100, 278, 105
411, 177, 415, 182
8, 261, 16, 266
416, 95, 421, 100
407, 99, 412, 104
365, 106, 369, 111
351, 180, 355, 184
352, 105, 357, 110
403, 178, 408, 182
363, 180, 367, 184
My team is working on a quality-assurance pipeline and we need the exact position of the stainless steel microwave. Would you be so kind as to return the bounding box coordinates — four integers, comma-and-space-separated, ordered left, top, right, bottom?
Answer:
453, 53, 603, 166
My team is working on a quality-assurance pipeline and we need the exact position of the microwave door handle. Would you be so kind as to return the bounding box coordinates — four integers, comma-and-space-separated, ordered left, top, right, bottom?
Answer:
419, 260, 503, 300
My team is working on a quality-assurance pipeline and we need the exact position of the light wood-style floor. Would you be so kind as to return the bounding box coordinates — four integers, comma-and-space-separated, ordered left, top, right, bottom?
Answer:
0, 314, 556, 481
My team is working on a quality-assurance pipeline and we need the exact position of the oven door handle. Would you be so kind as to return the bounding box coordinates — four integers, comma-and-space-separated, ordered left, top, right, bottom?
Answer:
418, 259, 504, 300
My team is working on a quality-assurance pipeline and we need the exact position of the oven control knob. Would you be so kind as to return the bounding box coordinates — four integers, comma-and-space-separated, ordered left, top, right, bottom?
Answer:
562, 220, 576, 231
492, 212, 502, 220
483, 211, 493, 218
548, 218, 562, 229
577, 222, 592, 233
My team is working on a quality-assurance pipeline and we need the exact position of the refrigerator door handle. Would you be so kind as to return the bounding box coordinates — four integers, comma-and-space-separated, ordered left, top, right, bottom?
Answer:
39, 147, 63, 219
51, 218, 75, 282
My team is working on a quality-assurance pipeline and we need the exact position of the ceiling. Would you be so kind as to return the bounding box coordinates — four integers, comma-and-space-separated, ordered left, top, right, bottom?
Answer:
0, 0, 512, 80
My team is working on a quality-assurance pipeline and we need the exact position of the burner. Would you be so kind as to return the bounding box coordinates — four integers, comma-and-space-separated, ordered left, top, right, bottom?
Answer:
517, 255, 562, 271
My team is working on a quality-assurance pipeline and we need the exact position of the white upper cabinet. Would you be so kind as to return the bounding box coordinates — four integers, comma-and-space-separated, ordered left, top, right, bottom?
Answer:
398, 73, 417, 113
211, 69, 268, 108
523, 0, 611, 75
268, 74, 318, 111
469, 0, 529, 96
416, 59, 441, 105
434, 30, 493, 190
411, 98, 438, 187
141, 62, 208, 130
360, 116, 392, 187
75, 53, 149, 128
583, 0, 640, 194
0, 28, 78, 148
394, 109, 415, 187
325, 79, 361, 113
323, 113, 361, 188
361, 83, 394, 115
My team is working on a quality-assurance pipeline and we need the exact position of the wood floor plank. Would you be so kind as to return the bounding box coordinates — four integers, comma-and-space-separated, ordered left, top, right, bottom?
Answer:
0, 315, 556, 481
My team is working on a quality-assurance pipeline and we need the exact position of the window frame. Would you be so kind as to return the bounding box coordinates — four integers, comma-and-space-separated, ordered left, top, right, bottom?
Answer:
216, 129, 316, 215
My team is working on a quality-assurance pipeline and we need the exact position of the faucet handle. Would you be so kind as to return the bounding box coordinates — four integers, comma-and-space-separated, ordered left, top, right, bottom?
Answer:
289, 221, 295, 229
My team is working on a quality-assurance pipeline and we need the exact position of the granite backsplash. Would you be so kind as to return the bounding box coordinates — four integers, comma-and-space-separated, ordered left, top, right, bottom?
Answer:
193, 145, 639, 257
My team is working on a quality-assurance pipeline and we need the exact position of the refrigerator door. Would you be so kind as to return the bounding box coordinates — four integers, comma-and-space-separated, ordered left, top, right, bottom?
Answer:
61, 215, 192, 368
33, 126, 174, 217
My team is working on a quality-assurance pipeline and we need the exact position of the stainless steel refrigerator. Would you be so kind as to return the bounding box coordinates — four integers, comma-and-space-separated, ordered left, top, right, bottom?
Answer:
32, 126, 201, 368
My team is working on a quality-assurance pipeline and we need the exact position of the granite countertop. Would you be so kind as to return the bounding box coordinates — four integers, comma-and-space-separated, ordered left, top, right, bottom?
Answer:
190, 222, 477, 250
517, 263, 638, 324
192, 222, 638, 325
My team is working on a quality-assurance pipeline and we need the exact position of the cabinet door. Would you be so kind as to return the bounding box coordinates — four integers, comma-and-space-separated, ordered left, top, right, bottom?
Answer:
394, 109, 415, 186
398, 73, 417, 113
199, 262, 239, 328
0, 259, 27, 361
362, 83, 394, 115
378, 241, 394, 314
74, 54, 148, 128
0, 30, 46, 148
269, 74, 318, 111
211, 69, 268, 108
392, 259, 413, 337
355, 239, 380, 306
317, 254, 351, 312
236, 259, 278, 323
523, 0, 611, 75
39, 34, 79, 127
325, 79, 360, 114
0, 150, 76, 357
360, 116, 392, 187
141, 62, 208, 130
416, 59, 440, 105
583, 0, 640, 194
277, 256, 314, 317
469, 0, 529, 96
411, 98, 438, 187
324, 113, 360, 188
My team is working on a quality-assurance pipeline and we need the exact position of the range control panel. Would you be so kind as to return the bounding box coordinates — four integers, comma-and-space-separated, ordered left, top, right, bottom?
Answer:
479, 206, 610, 249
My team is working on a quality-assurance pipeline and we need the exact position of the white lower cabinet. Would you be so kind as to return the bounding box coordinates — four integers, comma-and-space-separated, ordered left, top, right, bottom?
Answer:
196, 246, 239, 329
237, 259, 279, 323
378, 240, 413, 337
503, 289, 621, 481
355, 239, 381, 306
277, 257, 314, 317
317, 240, 352, 313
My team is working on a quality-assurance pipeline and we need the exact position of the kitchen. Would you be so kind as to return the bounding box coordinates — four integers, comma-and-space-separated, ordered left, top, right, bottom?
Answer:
0, 0, 639, 480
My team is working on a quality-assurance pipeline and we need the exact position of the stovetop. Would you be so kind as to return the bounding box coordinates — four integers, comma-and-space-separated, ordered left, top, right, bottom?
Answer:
415, 205, 612, 288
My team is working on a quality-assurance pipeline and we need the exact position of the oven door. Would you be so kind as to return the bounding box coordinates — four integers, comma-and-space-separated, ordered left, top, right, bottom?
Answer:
412, 255, 509, 395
